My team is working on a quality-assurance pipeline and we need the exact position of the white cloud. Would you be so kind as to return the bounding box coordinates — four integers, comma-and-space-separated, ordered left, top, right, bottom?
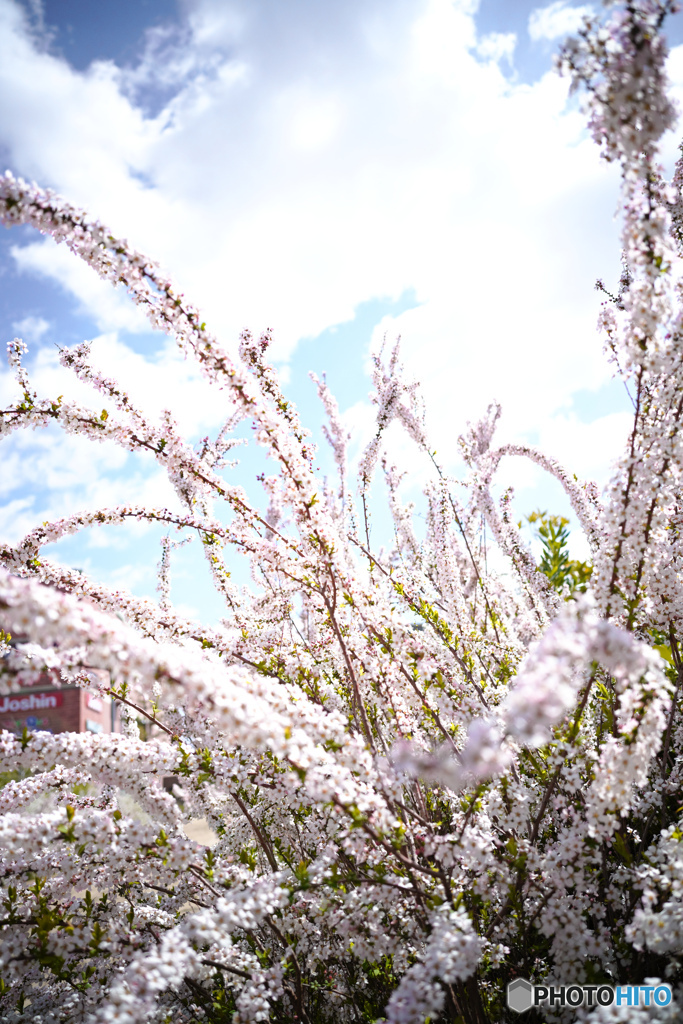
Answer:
528, 2, 594, 43
476, 32, 516, 66
535, 410, 634, 482
0, 332, 233, 544
2, 0, 682, 516
11, 240, 150, 334
0, 495, 34, 545
11, 314, 50, 344
80, 332, 240, 437
0, 2, 157, 217
287, 94, 344, 152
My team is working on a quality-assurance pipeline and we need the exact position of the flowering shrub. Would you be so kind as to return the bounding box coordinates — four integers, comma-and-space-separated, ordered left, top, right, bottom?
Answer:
1, 2, 683, 1021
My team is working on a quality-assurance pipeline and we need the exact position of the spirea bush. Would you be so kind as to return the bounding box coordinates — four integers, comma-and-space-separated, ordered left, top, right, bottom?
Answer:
1, 2, 683, 1021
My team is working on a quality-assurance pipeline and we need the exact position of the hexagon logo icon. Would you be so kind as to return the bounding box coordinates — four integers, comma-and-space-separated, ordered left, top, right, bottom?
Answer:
507, 978, 534, 1013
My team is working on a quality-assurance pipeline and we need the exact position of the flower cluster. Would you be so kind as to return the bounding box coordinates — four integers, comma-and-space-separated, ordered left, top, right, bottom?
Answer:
1, 2, 683, 1021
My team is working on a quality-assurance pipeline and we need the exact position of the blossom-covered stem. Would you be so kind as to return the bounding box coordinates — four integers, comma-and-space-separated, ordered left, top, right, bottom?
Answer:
659, 622, 683, 774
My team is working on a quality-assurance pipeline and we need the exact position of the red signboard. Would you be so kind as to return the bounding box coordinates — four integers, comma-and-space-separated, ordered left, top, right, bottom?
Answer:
0, 692, 63, 714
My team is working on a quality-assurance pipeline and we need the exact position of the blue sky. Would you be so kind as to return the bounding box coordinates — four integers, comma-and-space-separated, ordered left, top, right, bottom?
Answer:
1, 0, 682, 620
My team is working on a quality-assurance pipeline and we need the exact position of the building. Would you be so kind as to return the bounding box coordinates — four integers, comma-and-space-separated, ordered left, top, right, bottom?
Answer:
0, 681, 118, 736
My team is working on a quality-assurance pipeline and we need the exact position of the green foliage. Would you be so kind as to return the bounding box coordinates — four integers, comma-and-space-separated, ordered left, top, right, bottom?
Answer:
526, 510, 592, 595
